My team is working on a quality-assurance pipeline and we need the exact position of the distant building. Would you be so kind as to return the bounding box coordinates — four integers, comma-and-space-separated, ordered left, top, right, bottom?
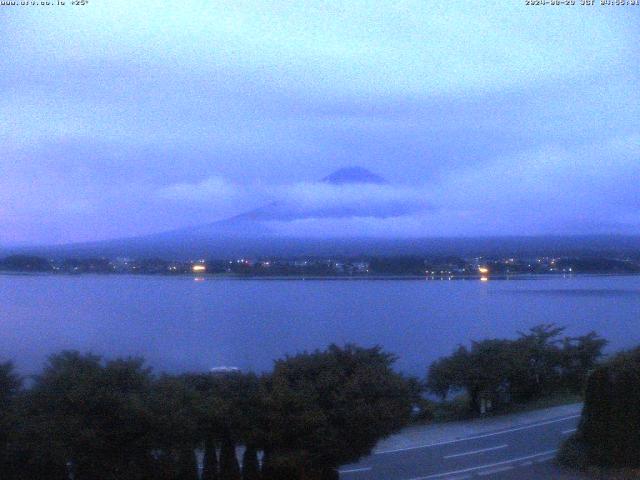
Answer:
352, 261, 370, 273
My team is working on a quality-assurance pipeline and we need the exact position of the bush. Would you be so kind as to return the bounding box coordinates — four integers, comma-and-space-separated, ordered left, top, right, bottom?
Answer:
0, 345, 417, 480
426, 325, 606, 414
557, 434, 590, 470
264, 344, 417, 478
577, 346, 640, 468
559, 434, 640, 479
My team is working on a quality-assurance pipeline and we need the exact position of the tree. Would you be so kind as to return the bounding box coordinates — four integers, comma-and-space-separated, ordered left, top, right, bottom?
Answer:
0, 344, 419, 480
0, 255, 52, 272
577, 346, 640, 467
511, 324, 565, 401
185, 371, 265, 480
202, 440, 219, 480
427, 341, 517, 413
560, 332, 607, 393
149, 374, 202, 480
264, 344, 415, 479
22, 351, 156, 480
219, 438, 241, 480
426, 347, 467, 400
0, 361, 20, 406
0, 362, 21, 478
426, 325, 603, 414
466, 340, 518, 412
241, 444, 260, 480
175, 447, 198, 480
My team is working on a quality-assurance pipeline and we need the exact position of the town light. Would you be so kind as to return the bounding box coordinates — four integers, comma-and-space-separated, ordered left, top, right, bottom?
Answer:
192, 264, 206, 273
478, 266, 489, 274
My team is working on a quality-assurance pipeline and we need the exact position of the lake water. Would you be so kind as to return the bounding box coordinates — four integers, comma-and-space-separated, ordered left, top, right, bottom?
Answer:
1, 274, 639, 376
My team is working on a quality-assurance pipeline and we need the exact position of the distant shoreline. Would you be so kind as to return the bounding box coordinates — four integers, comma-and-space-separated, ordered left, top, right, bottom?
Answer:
2, 272, 640, 281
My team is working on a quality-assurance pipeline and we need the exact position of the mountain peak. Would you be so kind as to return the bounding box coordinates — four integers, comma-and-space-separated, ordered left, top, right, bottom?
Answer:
322, 166, 387, 185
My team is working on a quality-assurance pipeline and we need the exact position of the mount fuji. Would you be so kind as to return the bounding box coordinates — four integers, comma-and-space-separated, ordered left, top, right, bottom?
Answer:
170, 166, 397, 238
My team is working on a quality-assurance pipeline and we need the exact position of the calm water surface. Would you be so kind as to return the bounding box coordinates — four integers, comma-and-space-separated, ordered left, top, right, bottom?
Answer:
1, 275, 639, 376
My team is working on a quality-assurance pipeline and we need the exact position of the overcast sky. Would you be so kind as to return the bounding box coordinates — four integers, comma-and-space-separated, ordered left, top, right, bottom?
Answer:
1, 1, 639, 245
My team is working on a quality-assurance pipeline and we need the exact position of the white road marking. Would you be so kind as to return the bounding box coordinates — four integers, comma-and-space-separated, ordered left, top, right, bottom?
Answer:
338, 467, 372, 474
405, 449, 558, 480
561, 428, 577, 435
375, 415, 580, 455
477, 465, 514, 476
443, 444, 508, 459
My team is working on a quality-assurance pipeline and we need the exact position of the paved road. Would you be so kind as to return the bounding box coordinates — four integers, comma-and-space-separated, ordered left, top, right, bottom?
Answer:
339, 412, 584, 479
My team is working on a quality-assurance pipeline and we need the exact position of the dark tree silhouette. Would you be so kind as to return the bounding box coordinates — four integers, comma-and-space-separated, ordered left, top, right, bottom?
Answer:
578, 346, 640, 467
149, 375, 201, 479
427, 325, 607, 414
560, 332, 608, 392
0, 362, 21, 478
264, 344, 415, 479
219, 438, 241, 480
242, 445, 260, 480
202, 440, 219, 480
21, 352, 156, 480
175, 447, 199, 480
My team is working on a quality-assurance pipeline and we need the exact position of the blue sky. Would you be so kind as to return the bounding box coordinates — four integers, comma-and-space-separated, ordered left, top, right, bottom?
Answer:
1, 1, 639, 244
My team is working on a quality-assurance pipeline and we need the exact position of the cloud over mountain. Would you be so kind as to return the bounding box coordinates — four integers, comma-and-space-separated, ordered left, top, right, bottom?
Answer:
151, 131, 640, 240
156, 167, 432, 227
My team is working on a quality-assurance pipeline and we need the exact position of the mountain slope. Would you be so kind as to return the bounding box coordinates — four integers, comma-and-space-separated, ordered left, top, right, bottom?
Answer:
180, 166, 392, 236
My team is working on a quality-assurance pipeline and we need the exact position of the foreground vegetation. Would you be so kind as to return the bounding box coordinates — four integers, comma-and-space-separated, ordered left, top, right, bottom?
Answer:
0, 345, 418, 480
426, 324, 606, 414
559, 346, 640, 477
0, 325, 611, 479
